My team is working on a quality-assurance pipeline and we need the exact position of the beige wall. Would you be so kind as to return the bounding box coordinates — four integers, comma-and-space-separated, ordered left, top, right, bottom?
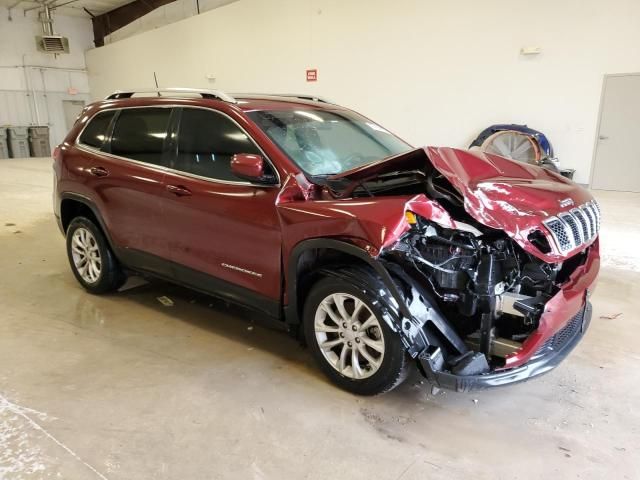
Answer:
86, 0, 640, 183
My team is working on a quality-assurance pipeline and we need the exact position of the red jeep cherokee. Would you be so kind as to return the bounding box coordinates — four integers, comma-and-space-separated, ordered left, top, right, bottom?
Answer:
53, 88, 600, 395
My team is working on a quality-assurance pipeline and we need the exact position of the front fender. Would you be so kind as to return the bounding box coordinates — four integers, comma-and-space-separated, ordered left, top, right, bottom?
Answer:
285, 238, 410, 320
285, 238, 467, 358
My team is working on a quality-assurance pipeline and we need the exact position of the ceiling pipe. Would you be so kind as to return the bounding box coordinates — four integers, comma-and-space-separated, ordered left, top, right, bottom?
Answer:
7, 0, 24, 20
0, 64, 87, 72
22, 54, 41, 126
41, 4, 54, 35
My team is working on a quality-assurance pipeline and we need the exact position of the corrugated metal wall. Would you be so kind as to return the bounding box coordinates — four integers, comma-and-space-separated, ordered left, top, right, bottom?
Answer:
0, 65, 90, 154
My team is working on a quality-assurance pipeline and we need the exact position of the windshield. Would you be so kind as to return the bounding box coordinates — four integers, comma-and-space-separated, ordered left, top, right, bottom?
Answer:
247, 109, 412, 176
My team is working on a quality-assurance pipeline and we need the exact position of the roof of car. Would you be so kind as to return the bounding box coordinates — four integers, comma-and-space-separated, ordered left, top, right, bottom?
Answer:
101, 89, 345, 112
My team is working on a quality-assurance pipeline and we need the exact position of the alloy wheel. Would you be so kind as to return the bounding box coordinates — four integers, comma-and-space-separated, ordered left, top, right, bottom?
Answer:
70, 227, 102, 284
314, 293, 385, 379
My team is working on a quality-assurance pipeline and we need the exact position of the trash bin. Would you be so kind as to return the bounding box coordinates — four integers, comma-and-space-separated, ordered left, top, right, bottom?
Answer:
7, 127, 30, 158
28, 126, 51, 157
0, 129, 9, 159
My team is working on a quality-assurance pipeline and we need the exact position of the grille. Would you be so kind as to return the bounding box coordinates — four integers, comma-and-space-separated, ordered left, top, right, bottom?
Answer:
536, 308, 584, 355
559, 212, 582, 245
572, 209, 590, 241
581, 206, 596, 238
593, 202, 601, 229
543, 201, 600, 253
544, 218, 573, 251
550, 311, 583, 350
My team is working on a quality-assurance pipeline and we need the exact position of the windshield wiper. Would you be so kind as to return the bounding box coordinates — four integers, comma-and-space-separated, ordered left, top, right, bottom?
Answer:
373, 170, 425, 181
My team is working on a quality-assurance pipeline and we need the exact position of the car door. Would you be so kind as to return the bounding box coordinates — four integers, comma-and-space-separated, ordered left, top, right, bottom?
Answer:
160, 106, 282, 315
79, 106, 174, 276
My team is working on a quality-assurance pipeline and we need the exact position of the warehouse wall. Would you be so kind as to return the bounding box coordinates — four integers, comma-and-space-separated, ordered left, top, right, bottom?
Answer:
86, 0, 640, 184
0, 7, 93, 149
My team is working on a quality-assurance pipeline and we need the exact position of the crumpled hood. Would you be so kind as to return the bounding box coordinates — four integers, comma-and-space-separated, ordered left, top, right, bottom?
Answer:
423, 146, 593, 224
331, 146, 596, 261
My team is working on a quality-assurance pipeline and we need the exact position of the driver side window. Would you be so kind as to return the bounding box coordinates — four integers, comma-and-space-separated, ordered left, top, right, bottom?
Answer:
174, 108, 268, 182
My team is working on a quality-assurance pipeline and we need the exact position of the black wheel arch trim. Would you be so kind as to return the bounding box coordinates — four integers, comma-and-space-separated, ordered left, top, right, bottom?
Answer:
285, 238, 469, 358
59, 192, 116, 249
285, 238, 411, 323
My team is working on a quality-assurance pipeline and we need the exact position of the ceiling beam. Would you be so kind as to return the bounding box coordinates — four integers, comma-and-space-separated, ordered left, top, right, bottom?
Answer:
90, 0, 177, 47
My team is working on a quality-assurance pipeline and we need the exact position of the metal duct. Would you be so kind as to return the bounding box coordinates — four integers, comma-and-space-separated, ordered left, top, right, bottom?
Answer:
35, 4, 70, 54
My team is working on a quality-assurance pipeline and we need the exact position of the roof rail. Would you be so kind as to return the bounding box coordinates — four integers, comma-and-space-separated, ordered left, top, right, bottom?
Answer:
277, 94, 333, 104
105, 88, 237, 103
233, 93, 333, 104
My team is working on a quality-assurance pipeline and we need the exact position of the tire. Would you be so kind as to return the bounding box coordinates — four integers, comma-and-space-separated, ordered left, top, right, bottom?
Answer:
303, 271, 411, 395
66, 216, 125, 294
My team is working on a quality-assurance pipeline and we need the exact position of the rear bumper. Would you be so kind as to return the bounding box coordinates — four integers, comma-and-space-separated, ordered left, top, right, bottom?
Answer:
419, 302, 592, 392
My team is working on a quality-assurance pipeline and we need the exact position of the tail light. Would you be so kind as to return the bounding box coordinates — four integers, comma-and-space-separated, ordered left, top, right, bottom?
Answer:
52, 145, 61, 162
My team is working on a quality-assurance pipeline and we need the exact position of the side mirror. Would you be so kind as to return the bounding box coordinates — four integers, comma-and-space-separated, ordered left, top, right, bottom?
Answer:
231, 153, 275, 184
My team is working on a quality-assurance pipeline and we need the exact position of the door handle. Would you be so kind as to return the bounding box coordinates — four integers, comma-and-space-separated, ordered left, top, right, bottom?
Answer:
166, 184, 192, 197
89, 166, 109, 177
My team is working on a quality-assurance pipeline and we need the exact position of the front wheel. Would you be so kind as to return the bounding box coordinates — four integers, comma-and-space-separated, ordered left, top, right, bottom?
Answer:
303, 273, 410, 395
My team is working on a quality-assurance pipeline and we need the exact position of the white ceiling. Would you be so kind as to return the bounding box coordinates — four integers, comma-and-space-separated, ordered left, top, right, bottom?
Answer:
0, 0, 133, 17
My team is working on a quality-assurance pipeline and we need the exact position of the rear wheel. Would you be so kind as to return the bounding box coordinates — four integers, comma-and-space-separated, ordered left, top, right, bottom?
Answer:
303, 273, 410, 395
66, 217, 125, 294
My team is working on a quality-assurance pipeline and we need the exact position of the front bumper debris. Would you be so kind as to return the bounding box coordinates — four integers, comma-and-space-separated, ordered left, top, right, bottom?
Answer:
418, 302, 592, 392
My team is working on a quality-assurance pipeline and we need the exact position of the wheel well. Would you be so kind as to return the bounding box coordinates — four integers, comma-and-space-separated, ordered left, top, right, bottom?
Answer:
60, 199, 100, 234
292, 247, 373, 322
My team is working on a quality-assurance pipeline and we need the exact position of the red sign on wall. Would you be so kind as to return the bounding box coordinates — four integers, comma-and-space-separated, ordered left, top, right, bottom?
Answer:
306, 69, 318, 82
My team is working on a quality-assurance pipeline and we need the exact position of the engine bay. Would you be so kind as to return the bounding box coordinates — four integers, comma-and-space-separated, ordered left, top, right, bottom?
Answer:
385, 213, 591, 376
362, 167, 592, 375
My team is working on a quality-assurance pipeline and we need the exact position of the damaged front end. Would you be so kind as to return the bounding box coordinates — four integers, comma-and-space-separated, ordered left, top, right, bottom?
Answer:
328, 147, 600, 391
382, 217, 598, 391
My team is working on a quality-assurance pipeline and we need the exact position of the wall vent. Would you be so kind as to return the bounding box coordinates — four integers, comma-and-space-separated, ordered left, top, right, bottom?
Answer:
36, 35, 69, 54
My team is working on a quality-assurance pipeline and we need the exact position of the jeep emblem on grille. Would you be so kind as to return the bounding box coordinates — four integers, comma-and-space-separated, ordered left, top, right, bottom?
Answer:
559, 198, 574, 208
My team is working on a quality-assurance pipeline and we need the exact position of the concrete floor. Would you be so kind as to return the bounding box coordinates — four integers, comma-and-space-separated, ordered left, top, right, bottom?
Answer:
0, 157, 638, 480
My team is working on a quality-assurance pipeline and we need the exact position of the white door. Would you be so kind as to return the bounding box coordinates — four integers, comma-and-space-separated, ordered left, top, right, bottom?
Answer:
62, 100, 86, 131
591, 74, 640, 192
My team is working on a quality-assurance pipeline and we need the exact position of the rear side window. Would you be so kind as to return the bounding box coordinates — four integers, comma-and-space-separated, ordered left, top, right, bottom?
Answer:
110, 108, 172, 165
79, 110, 116, 149
175, 108, 263, 181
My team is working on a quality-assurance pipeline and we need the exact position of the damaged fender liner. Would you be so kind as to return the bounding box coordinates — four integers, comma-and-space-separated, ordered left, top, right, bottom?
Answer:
313, 265, 432, 357
285, 237, 468, 358
420, 302, 592, 392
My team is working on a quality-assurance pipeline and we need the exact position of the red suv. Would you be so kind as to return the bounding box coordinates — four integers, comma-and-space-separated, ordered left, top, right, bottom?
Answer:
53, 88, 600, 395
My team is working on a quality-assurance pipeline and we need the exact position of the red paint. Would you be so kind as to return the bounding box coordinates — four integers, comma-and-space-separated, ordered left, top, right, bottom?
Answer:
55, 94, 600, 375
332, 146, 597, 262
231, 153, 265, 180
306, 69, 317, 82
56, 95, 599, 300
504, 239, 600, 368
61, 143, 169, 259
160, 169, 283, 299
